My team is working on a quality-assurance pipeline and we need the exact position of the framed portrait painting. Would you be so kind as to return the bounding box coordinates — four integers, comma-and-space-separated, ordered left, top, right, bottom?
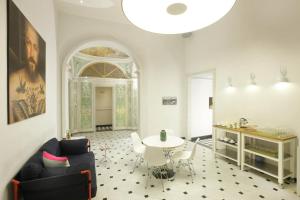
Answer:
7, 0, 46, 124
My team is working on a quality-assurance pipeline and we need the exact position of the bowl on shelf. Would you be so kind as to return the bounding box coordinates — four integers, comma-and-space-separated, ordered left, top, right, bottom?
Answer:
229, 139, 236, 144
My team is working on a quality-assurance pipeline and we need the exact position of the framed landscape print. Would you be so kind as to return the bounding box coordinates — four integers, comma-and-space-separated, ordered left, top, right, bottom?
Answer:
162, 96, 177, 105
7, 0, 46, 124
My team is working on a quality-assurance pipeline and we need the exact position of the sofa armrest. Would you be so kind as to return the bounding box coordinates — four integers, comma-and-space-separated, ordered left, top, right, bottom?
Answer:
60, 139, 89, 155
12, 170, 92, 200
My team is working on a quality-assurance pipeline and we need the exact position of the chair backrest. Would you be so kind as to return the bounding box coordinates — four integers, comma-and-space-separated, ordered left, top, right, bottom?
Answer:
144, 146, 167, 167
131, 132, 142, 146
191, 138, 200, 160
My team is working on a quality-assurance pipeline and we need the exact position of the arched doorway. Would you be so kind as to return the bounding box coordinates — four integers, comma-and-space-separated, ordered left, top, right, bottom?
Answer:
62, 40, 140, 136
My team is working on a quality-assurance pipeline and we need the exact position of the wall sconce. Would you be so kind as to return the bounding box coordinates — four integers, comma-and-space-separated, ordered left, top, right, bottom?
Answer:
246, 73, 259, 92
250, 73, 256, 85
279, 67, 289, 83
226, 77, 236, 93
274, 67, 290, 90
228, 77, 233, 87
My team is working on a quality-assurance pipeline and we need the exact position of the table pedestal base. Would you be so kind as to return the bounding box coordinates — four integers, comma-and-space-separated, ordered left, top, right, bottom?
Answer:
153, 168, 175, 179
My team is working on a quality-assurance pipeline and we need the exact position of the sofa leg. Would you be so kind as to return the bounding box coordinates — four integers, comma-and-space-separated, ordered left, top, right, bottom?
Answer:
81, 170, 92, 200
12, 179, 20, 200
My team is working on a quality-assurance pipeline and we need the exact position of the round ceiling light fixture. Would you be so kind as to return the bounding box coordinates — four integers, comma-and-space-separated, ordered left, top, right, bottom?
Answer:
122, 0, 236, 34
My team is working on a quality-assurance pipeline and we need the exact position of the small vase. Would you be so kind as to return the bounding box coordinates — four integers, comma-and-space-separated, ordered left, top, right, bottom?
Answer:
160, 130, 167, 141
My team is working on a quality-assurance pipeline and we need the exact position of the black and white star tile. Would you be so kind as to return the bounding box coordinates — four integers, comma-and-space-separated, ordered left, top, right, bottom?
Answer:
77, 131, 298, 200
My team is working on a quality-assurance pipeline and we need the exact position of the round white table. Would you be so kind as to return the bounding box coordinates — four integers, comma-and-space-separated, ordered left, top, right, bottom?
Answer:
143, 135, 184, 148
142, 135, 184, 179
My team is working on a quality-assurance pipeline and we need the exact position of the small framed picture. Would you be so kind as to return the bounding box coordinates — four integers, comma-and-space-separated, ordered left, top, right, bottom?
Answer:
209, 97, 213, 109
162, 97, 177, 105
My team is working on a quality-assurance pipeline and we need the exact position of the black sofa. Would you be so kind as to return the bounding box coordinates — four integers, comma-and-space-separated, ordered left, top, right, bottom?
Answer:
12, 138, 97, 200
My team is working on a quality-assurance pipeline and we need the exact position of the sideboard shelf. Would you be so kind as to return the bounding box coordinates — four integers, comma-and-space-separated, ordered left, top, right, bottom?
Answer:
213, 127, 241, 166
213, 125, 297, 187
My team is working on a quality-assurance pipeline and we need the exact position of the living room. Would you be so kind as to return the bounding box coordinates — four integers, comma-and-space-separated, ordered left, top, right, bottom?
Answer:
0, 0, 299, 199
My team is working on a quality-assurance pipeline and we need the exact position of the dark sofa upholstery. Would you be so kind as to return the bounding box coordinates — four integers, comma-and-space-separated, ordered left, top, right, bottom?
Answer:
12, 138, 97, 200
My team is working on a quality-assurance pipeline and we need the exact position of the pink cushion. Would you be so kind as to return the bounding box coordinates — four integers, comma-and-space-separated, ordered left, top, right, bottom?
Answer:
43, 151, 70, 168
43, 151, 67, 161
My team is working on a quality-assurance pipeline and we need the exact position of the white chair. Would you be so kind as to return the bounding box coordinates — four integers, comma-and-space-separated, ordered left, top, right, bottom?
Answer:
131, 132, 145, 173
172, 138, 200, 183
144, 146, 170, 192
168, 137, 189, 167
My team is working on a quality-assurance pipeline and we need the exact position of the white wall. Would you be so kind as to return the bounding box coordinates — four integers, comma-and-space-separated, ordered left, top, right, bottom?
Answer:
58, 13, 186, 138
0, 0, 59, 199
95, 87, 113, 125
185, 0, 300, 138
190, 78, 213, 137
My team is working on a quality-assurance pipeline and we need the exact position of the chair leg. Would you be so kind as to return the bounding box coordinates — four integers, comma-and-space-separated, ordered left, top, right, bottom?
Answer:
176, 160, 182, 172
132, 155, 140, 173
188, 161, 194, 183
145, 164, 150, 189
190, 161, 196, 175
159, 167, 165, 192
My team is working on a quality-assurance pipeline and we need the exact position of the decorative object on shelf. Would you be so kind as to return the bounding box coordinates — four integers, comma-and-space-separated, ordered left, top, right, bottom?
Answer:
122, 0, 237, 34
7, 0, 46, 124
160, 130, 167, 142
229, 139, 236, 144
239, 118, 248, 128
234, 122, 238, 129
219, 137, 236, 145
66, 130, 72, 139
162, 96, 177, 105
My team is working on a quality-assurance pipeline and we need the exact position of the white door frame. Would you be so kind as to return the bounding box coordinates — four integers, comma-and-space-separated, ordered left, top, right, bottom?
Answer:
187, 69, 216, 140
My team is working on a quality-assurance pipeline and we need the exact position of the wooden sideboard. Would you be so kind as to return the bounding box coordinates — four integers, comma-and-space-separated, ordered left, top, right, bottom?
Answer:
213, 125, 297, 187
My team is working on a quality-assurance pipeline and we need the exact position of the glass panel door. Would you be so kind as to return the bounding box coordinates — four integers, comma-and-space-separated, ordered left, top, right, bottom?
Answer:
80, 81, 93, 131
69, 79, 93, 133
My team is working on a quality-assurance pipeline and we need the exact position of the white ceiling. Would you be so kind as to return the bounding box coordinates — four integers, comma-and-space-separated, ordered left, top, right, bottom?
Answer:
55, 0, 300, 32
55, 0, 129, 24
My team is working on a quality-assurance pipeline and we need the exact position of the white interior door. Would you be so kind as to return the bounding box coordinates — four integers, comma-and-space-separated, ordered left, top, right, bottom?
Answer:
95, 87, 113, 126
190, 75, 214, 138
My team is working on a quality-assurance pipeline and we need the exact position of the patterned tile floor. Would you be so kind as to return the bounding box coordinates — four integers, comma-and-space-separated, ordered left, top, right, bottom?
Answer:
78, 131, 298, 200
198, 138, 213, 149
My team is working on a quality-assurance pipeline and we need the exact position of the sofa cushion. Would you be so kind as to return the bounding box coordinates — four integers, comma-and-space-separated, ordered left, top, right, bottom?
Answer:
68, 152, 94, 168
39, 138, 61, 156
60, 139, 88, 156
40, 163, 87, 178
19, 162, 43, 181
42, 151, 70, 168
19, 152, 43, 181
